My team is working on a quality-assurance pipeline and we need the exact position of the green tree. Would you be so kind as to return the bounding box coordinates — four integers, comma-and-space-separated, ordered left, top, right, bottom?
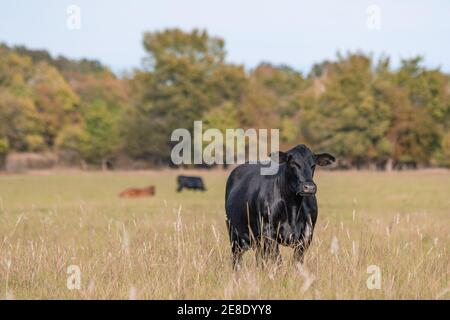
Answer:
0, 136, 8, 167
383, 57, 445, 167
0, 89, 39, 151
238, 63, 305, 149
82, 101, 120, 169
300, 54, 391, 168
30, 61, 80, 147
124, 28, 246, 163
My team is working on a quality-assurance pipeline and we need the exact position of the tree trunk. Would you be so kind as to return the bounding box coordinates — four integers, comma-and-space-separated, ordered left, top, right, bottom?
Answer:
101, 158, 108, 171
80, 159, 87, 170
385, 158, 394, 172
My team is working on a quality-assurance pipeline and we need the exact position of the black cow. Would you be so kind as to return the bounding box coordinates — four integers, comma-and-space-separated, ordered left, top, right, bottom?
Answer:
177, 175, 206, 192
225, 144, 335, 268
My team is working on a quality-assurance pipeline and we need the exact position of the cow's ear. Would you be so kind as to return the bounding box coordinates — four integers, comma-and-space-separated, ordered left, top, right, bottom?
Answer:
315, 153, 335, 166
270, 151, 288, 163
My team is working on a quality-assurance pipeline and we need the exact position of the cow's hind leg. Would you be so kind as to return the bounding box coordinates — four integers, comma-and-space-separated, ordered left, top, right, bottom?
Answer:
227, 220, 245, 270
231, 240, 244, 270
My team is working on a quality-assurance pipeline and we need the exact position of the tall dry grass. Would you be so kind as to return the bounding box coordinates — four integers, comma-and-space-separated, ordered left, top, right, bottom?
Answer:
0, 170, 448, 299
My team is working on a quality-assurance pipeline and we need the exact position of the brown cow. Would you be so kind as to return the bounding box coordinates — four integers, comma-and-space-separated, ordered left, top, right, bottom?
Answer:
119, 185, 155, 198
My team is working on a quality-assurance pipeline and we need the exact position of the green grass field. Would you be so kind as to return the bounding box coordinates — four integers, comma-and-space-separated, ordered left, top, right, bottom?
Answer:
0, 169, 448, 299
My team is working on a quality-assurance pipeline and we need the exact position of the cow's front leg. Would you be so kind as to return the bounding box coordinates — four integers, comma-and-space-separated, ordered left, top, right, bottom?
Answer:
293, 235, 313, 264
254, 241, 264, 267
256, 238, 281, 267
294, 219, 315, 264
293, 243, 306, 264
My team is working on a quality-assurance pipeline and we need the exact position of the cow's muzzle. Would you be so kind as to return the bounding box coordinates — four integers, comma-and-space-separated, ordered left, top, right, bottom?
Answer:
297, 182, 317, 196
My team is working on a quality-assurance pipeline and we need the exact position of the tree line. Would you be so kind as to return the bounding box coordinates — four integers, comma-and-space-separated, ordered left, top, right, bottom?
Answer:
1, 28, 449, 170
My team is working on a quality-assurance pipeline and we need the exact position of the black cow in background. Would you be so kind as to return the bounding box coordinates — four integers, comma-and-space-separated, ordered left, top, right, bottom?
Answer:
225, 144, 335, 268
177, 175, 206, 192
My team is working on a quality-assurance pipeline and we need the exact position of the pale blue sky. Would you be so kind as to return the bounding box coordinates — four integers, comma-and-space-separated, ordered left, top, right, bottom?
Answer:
0, 0, 449, 74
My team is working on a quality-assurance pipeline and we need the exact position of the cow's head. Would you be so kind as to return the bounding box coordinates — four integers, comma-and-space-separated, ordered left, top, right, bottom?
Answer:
272, 145, 335, 196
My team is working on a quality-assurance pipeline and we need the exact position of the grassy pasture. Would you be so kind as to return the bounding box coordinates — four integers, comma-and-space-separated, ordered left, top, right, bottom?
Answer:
0, 169, 448, 299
